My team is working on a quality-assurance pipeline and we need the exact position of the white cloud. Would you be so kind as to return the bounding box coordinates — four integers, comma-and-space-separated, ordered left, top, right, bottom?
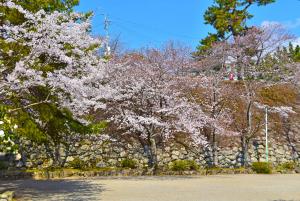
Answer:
260, 21, 300, 47
261, 20, 281, 27
261, 19, 300, 30
285, 18, 300, 29
293, 37, 300, 46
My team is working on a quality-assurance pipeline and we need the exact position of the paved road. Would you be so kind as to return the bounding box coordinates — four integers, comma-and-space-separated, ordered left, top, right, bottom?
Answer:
1, 175, 300, 201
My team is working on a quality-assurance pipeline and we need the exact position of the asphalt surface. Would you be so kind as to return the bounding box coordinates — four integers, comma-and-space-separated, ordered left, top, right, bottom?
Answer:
1, 174, 300, 201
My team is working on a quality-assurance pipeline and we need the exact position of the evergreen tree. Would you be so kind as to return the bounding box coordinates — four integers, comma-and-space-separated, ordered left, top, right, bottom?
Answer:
0, 0, 107, 167
194, 0, 276, 57
291, 43, 300, 62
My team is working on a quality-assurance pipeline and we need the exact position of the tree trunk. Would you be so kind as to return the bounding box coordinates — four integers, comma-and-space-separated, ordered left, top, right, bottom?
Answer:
242, 96, 252, 167
50, 143, 67, 168
53, 144, 61, 167
60, 145, 70, 168
283, 120, 299, 161
241, 135, 249, 167
212, 131, 218, 167
149, 137, 158, 171
211, 82, 218, 167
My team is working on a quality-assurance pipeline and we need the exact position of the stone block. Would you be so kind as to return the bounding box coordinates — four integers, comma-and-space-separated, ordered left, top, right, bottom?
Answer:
16, 161, 24, 168
0, 191, 15, 201
14, 153, 22, 161
66, 156, 75, 162
81, 145, 90, 151
120, 151, 127, 157
96, 161, 107, 168
25, 162, 33, 168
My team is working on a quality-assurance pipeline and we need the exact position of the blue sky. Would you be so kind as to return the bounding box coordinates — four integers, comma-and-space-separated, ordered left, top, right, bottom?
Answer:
76, 0, 300, 50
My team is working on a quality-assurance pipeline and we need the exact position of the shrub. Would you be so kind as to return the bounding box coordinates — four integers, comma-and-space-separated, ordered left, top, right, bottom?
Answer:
252, 162, 272, 174
68, 157, 86, 169
280, 162, 296, 170
121, 159, 137, 169
187, 160, 200, 171
170, 160, 199, 171
276, 162, 296, 172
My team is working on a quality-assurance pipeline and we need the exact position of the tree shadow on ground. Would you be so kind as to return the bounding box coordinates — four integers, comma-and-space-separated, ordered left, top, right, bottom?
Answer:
0, 179, 105, 201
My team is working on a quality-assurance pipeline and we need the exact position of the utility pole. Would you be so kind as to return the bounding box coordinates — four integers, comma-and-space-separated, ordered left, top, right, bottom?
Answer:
265, 106, 269, 162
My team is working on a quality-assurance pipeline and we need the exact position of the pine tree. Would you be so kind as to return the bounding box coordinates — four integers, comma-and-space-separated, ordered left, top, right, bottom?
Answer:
194, 0, 276, 57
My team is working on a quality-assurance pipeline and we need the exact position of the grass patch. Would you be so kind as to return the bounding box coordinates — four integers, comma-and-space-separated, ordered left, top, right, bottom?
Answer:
68, 157, 87, 170
279, 162, 296, 170
120, 158, 137, 169
252, 162, 272, 174
170, 160, 199, 171
275, 162, 297, 173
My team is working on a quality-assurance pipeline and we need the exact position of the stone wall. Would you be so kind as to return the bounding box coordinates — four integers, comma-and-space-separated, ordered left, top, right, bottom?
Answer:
2, 123, 300, 169
9, 138, 299, 169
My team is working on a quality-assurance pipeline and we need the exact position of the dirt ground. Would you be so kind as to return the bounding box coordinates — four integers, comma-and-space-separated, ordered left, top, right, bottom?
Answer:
1, 174, 300, 201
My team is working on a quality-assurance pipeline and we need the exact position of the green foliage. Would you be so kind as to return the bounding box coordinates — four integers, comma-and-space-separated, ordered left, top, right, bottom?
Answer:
1, 81, 105, 157
288, 42, 300, 62
121, 158, 137, 169
277, 162, 296, 170
0, 0, 80, 70
19, 103, 87, 143
1, 0, 79, 14
195, 0, 275, 56
0, 105, 19, 153
194, 33, 219, 57
170, 160, 200, 171
275, 162, 298, 173
88, 121, 108, 134
0, 0, 86, 145
252, 162, 272, 174
5, 85, 100, 152
0, 0, 108, 168
68, 158, 86, 169
294, 46, 300, 62
258, 45, 298, 81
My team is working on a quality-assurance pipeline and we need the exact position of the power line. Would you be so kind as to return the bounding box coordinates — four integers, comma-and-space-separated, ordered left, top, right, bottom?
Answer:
93, 19, 174, 45
92, 9, 200, 41
110, 16, 200, 40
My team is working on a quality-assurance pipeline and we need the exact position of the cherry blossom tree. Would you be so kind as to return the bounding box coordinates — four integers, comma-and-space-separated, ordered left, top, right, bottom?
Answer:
106, 48, 212, 170
196, 24, 295, 166
232, 23, 294, 79
191, 42, 238, 166
227, 24, 294, 166
0, 1, 111, 166
1, 0, 111, 116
